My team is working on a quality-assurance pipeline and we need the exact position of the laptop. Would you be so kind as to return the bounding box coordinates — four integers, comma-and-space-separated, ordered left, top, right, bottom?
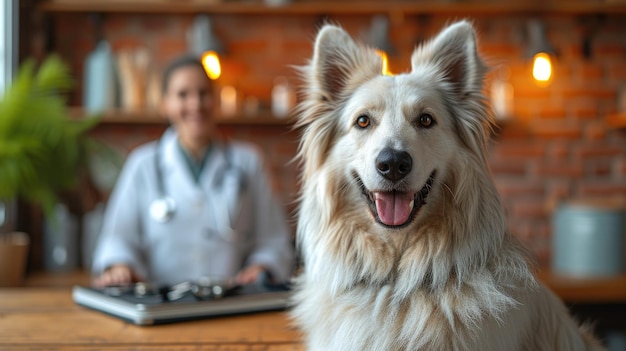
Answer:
72, 282, 291, 325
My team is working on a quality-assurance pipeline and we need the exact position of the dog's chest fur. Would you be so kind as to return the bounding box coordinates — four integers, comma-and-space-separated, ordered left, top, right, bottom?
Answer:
292, 232, 533, 351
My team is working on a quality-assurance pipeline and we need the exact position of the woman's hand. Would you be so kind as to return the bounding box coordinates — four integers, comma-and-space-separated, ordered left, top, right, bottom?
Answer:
93, 264, 143, 287
234, 264, 268, 285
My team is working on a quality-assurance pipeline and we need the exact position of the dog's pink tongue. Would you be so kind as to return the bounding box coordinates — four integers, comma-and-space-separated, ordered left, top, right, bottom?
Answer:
374, 192, 413, 226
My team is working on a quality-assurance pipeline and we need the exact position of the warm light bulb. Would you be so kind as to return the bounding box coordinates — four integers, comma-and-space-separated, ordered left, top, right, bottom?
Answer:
532, 52, 552, 83
375, 50, 393, 76
201, 51, 221, 80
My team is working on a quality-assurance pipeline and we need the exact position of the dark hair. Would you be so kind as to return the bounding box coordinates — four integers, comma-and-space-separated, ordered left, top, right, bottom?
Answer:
161, 55, 210, 93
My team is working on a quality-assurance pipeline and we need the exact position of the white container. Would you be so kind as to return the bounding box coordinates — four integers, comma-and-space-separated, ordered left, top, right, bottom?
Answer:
271, 77, 295, 119
552, 201, 626, 277
83, 41, 118, 114
44, 203, 79, 272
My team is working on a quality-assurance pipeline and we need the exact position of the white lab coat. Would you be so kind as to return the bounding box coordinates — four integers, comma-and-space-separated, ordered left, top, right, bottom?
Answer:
92, 128, 294, 286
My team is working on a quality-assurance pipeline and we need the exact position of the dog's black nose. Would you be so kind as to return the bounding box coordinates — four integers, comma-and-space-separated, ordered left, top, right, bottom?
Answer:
375, 148, 413, 181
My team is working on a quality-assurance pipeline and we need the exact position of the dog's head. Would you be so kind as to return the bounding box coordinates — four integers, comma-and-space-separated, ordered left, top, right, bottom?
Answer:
297, 20, 496, 235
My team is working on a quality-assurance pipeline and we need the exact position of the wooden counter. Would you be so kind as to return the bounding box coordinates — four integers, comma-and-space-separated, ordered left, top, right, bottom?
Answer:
537, 270, 626, 304
0, 287, 304, 350
2, 269, 624, 350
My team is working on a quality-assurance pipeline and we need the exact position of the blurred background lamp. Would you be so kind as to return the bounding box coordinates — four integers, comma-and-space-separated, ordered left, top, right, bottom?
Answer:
366, 15, 395, 76
532, 52, 552, 82
202, 51, 221, 80
526, 19, 557, 84
188, 15, 224, 80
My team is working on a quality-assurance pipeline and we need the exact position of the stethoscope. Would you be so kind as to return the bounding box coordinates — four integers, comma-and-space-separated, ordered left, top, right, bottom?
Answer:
149, 139, 246, 227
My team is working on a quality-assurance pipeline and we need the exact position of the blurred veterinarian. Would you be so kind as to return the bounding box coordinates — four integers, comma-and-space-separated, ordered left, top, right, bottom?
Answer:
92, 55, 294, 287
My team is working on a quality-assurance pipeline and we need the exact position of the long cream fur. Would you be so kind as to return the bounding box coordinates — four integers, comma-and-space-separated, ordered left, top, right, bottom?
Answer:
291, 21, 605, 351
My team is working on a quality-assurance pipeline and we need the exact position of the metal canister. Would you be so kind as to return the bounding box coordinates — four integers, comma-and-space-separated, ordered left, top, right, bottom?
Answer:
552, 200, 626, 277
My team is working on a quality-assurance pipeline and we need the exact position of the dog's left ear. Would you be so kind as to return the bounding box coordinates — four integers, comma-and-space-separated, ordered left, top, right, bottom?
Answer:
411, 21, 486, 98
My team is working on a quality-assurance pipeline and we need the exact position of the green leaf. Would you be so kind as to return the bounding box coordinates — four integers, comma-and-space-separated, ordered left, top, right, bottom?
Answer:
35, 54, 74, 93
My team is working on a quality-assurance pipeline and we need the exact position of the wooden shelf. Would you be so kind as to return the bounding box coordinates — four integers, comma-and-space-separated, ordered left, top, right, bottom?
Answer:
606, 112, 626, 129
75, 109, 167, 125
38, 0, 626, 15
71, 108, 294, 126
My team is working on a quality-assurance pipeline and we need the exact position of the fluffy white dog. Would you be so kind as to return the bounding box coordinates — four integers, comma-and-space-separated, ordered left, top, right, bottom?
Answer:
291, 20, 605, 351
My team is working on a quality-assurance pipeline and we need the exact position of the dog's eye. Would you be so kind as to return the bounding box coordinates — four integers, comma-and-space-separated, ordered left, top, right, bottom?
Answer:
355, 115, 371, 129
418, 113, 435, 128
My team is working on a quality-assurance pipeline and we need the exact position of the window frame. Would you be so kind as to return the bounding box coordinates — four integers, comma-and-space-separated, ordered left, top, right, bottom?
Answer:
0, 0, 18, 96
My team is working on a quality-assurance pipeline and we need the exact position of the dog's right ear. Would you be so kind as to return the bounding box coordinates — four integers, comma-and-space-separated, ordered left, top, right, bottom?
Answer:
309, 25, 382, 103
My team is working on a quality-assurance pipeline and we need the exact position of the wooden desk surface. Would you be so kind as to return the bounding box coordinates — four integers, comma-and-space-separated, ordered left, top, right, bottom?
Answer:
4, 269, 626, 350
0, 287, 304, 350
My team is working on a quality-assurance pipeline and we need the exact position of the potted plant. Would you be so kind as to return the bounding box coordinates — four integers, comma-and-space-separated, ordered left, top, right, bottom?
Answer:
0, 55, 101, 286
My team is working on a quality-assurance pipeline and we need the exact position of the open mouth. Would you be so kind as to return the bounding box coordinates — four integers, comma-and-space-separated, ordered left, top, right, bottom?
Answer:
357, 170, 436, 229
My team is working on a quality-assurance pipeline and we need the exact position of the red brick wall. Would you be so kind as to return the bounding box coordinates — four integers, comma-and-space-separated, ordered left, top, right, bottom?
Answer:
47, 9, 626, 264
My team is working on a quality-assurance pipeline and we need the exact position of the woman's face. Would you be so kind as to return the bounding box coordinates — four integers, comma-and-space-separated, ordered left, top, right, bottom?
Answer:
161, 65, 216, 146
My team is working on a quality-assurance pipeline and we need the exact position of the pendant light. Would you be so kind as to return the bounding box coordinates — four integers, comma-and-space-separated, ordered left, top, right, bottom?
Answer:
526, 19, 557, 86
188, 15, 224, 80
